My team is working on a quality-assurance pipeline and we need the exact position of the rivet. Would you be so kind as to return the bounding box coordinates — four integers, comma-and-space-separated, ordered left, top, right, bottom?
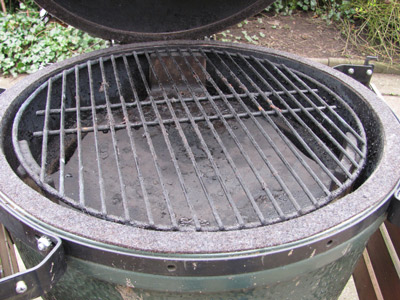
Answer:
167, 264, 177, 272
37, 236, 52, 251
366, 69, 373, 76
15, 281, 28, 294
348, 68, 355, 75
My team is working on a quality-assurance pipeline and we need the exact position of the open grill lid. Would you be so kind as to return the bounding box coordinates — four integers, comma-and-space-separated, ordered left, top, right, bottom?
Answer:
34, 0, 275, 43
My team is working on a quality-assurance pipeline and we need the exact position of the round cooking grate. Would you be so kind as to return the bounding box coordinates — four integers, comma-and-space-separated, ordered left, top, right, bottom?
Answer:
12, 46, 367, 231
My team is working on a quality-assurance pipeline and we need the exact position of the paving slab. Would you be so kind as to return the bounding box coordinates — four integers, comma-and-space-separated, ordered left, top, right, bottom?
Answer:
381, 96, 400, 118
371, 73, 400, 119
338, 277, 358, 300
0, 75, 27, 90
372, 73, 400, 97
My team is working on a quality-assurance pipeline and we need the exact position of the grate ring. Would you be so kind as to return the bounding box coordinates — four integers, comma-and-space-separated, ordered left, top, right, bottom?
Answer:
12, 46, 367, 231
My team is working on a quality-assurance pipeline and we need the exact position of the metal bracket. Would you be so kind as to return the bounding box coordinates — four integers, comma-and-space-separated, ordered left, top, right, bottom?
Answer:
0, 200, 66, 300
333, 56, 378, 88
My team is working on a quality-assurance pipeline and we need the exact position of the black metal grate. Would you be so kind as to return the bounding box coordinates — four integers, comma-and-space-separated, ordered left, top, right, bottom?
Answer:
13, 47, 367, 231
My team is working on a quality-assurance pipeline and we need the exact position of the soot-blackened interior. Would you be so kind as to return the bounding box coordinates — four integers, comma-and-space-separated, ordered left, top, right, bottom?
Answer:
12, 47, 367, 231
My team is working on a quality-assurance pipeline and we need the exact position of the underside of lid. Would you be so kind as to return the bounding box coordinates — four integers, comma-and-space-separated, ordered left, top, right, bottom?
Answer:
34, 0, 275, 43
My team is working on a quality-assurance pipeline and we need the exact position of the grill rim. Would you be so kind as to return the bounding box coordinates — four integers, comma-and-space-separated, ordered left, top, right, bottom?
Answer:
1, 40, 400, 255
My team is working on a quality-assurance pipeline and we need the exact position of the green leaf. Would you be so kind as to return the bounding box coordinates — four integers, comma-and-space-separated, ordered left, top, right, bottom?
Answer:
0, 8, 107, 75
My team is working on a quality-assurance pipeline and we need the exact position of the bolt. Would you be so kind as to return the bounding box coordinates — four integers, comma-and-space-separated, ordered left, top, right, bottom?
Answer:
366, 69, 373, 76
15, 281, 28, 294
348, 68, 355, 75
37, 236, 52, 252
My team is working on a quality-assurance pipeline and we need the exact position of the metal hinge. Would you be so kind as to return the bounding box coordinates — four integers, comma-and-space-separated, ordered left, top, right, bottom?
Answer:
333, 56, 378, 88
0, 197, 66, 300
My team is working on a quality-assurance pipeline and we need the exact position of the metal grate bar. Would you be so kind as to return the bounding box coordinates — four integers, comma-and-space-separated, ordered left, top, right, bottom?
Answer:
149, 51, 222, 230
133, 52, 179, 229
88, 61, 107, 215
201, 49, 332, 200
34, 89, 319, 116
185, 49, 304, 218
205, 50, 332, 195
39, 78, 53, 183
156, 49, 257, 226
289, 68, 366, 149
246, 56, 355, 181
221, 52, 343, 186
32, 105, 336, 138
281, 65, 365, 159
99, 57, 131, 221
59, 71, 67, 195
195, 50, 322, 209
198, 53, 322, 208
145, 52, 205, 230
257, 57, 362, 174
198, 49, 317, 211
206, 51, 304, 218
169, 49, 281, 223
75, 66, 85, 206
116, 55, 155, 226
233, 56, 331, 205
